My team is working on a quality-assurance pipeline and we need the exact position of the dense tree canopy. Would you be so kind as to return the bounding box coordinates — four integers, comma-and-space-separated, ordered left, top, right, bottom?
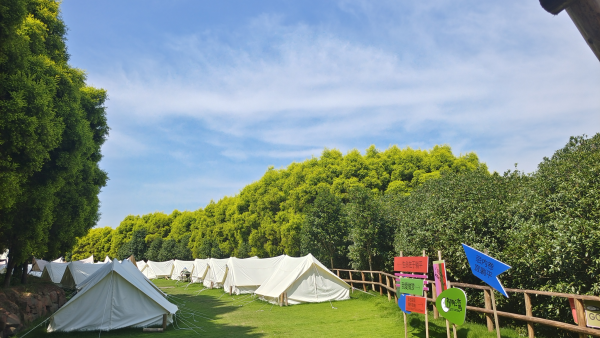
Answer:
0, 0, 108, 286
70, 144, 484, 268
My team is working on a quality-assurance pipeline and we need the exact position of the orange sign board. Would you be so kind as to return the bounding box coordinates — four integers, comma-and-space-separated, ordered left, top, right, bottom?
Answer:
405, 295, 427, 314
394, 256, 429, 273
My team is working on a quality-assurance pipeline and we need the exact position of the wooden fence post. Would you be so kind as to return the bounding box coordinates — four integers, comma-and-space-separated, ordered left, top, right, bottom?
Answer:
379, 273, 383, 296
162, 314, 167, 330
574, 298, 587, 338
349, 271, 354, 291
524, 292, 534, 338
490, 290, 501, 338
484, 289, 494, 331
337, 269, 340, 277
387, 275, 391, 301
361, 272, 367, 292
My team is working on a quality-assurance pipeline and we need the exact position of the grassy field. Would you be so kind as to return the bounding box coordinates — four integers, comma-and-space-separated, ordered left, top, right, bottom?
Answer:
20, 280, 522, 337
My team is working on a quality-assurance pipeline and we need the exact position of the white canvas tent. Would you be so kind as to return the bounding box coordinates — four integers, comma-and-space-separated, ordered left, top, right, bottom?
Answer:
95, 256, 111, 264
60, 261, 106, 289
52, 257, 65, 263
77, 255, 94, 264
224, 255, 285, 295
203, 258, 229, 288
191, 259, 209, 283
142, 260, 174, 280
137, 260, 148, 272
31, 257, 48, 272
41, 262, 69, 284
170, 260, 195, 280
47, 259, 177, 332
255, 254, 350, 305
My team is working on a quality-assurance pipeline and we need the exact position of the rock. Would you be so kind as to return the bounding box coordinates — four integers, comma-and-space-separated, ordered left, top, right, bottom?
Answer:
49, 291, 57, 303
5, 314, 19, 327
58, 293, 65, 307
23, 313, 34, 324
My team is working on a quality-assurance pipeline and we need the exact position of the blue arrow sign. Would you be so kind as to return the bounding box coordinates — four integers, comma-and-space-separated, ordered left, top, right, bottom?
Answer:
398, 294, 411, 314
462, 244, 511, 298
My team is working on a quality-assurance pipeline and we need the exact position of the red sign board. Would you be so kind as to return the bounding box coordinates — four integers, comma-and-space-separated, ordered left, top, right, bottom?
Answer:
394, 256, 429, 273
405, 295, 427, 314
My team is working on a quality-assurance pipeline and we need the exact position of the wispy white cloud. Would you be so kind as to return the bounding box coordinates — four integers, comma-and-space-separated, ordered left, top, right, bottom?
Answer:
81, 0, 600, 226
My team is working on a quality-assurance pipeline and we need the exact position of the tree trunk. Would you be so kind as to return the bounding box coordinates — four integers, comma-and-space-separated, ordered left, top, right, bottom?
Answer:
21, 260, 29, 284
330, 256, 334, 270
3, 255, 17, 288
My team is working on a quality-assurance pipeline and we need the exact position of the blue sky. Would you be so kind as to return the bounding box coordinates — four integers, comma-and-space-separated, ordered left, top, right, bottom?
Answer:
60, 0, 600, 229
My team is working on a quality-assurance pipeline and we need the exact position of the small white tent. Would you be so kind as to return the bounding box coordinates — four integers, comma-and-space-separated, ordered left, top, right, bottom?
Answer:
191, 259, 209, 283
255, 254, 350, 305
137, 260, 148, 272
47, 260, 178, 332
170, 260, 195, 280
224, 255, 285, 295
52, 257, 65, 263
31, 257, 48, 272
41, 262, 69, 284
77, 255, 94, 264
95, 256, 111, 264
203, 258, 229, 288
60, 261, 106, 289
143, 260, 174, 280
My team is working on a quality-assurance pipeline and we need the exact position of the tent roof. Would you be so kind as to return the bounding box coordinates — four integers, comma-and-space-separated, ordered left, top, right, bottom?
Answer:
146, 260, 174, 278
60, 261, 106, 289
255, 254, 350, 299
32, 257, 48, 272
225, 255, 285, 289
42, 262, 69, 283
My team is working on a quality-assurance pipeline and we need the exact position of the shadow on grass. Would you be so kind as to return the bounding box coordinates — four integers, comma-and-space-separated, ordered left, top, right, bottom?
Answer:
408, 314, 471, 338
19, 284, 264, 337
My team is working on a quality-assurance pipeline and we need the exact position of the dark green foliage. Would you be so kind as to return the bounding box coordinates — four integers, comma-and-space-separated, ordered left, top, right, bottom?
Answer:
146, 237, 163, 261
393, 167, 524, 283
301, 187, 349, 269
117, 229, 148, 261
0, 0, 108, 286
158, 239, 177, 261
173, 234, 193, 260
346, 186, 394, 271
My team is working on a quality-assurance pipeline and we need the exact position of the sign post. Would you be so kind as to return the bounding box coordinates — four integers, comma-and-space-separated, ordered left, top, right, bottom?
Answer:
394, 251, 429, 338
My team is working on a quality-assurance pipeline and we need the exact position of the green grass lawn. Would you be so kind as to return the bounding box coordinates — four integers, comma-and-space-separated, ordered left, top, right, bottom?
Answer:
20, 280, 522, 337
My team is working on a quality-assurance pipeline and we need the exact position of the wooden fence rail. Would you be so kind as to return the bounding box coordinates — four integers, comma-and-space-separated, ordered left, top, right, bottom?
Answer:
333, 268, 600, 338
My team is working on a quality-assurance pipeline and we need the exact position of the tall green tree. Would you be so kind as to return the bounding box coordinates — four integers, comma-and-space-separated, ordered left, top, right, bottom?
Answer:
0, 0, 108, 287
301, 187, 348, 269
345, 186, 394, 271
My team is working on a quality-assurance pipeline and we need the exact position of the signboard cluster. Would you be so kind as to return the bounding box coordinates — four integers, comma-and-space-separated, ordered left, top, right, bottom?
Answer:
394, 245, 512, 335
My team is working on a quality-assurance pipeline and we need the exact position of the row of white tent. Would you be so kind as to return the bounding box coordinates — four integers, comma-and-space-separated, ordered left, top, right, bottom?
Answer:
138, 254, 350, 305
22, 253, 348, 332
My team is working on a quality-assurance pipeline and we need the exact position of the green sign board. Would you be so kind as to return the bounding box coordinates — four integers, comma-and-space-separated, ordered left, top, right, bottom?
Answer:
397, 277, 423, 296
436, 288, 467, 326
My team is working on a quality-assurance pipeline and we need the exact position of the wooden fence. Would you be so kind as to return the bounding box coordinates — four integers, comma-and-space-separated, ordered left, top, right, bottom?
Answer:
332, 268, 600, 338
